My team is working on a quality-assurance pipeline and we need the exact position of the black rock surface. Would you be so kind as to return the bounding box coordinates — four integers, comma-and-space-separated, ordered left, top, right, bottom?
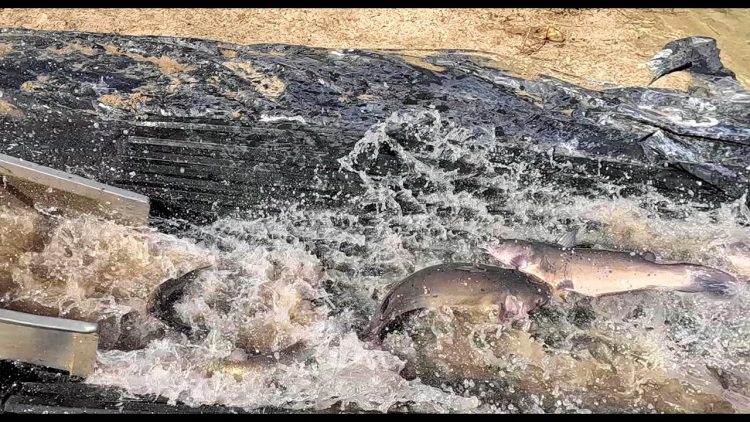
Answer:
0, 361, 381, 414
0, 29, 748, 224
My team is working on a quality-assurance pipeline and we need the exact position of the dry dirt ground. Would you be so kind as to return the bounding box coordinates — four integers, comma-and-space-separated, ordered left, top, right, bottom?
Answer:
0, 8, 748, 90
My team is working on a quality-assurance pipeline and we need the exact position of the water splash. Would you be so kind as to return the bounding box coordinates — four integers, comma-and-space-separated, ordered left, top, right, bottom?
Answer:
3, 109, 750, 412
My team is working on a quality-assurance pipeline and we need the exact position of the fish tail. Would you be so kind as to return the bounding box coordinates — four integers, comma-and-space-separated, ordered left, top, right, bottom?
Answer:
678, 267, 738, 297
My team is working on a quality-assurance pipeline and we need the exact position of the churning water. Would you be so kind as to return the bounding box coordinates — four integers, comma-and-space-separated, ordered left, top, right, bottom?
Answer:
2, 109, 749, 413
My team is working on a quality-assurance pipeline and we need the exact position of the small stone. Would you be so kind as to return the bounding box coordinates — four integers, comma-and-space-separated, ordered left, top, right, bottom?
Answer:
545, 27, 565, 42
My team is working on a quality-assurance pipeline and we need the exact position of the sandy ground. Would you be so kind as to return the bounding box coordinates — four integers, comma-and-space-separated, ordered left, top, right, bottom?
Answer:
0, 8, 748, 90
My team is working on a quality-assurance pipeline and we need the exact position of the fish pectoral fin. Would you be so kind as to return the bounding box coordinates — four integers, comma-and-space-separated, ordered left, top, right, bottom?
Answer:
510, 255, 529, 269
503, 295, 527, 319
556, 226, 581, 249
557, 279, 575, 290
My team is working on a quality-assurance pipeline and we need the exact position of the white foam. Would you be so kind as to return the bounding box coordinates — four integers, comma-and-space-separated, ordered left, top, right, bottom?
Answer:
6, 108, 750, 412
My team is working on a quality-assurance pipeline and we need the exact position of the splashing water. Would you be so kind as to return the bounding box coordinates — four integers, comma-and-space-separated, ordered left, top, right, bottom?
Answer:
3, 109, 750, 412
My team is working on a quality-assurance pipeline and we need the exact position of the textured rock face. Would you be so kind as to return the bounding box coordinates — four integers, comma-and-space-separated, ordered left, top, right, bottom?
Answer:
0, 29, 748, 223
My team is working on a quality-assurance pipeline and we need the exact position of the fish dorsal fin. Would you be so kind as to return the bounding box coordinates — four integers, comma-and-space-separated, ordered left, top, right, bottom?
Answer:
642, 251, 657, 262
557, 226, 580, 249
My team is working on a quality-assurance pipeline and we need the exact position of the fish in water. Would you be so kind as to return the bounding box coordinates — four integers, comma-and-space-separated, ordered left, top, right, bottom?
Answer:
362, 262, 552, 343
203, 341, 313, 381
481, 238, 738, 298
147, 267, 209, 338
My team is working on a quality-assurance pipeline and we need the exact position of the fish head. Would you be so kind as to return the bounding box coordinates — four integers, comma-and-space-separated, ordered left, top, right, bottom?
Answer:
531, 290, 551, 308
481, 239, 534, 270
522, 278, 554, 310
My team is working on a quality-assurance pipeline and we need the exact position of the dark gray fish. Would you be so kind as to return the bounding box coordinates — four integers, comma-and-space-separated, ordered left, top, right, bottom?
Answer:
363, 263, 552, 343
147, 267, 210, 338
